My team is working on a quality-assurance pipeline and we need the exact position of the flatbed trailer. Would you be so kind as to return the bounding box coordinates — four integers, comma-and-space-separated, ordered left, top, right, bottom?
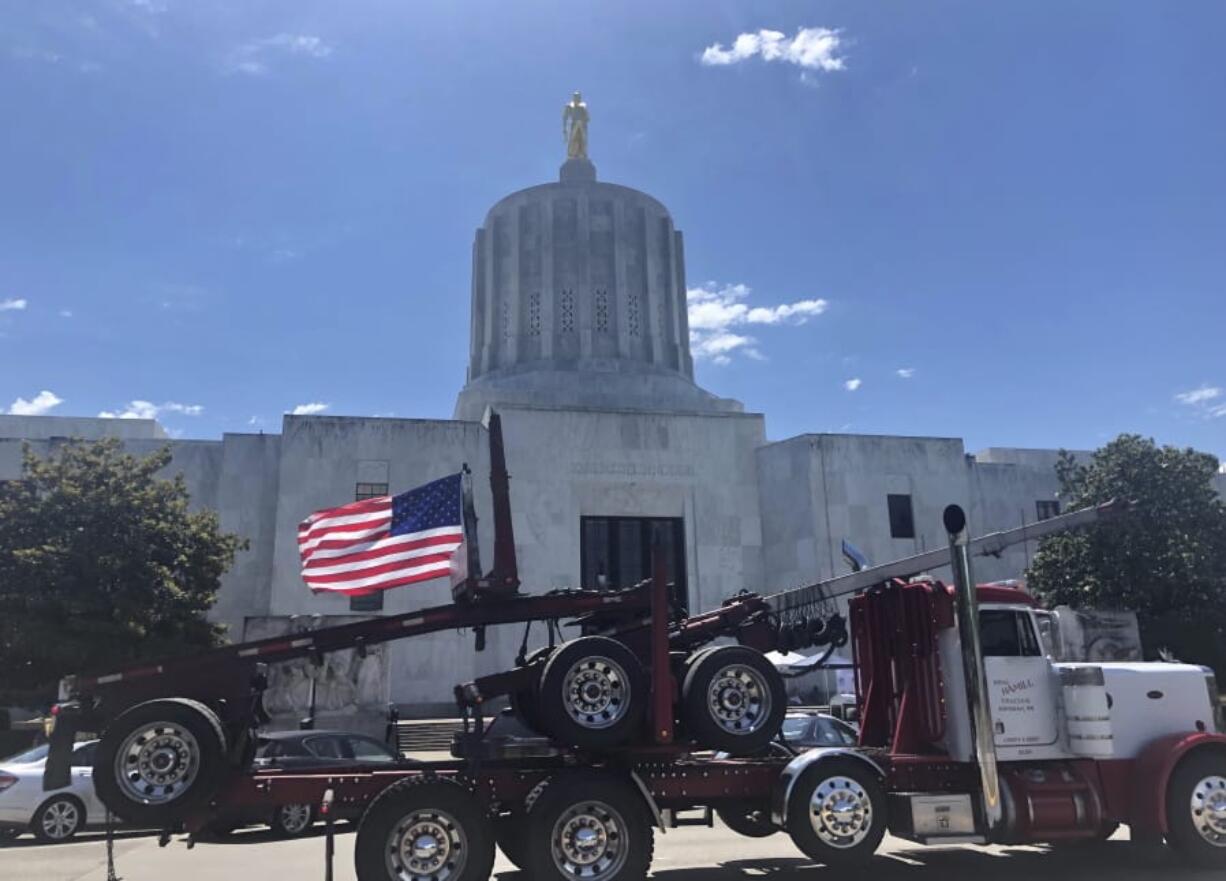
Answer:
212, 747, 801, 877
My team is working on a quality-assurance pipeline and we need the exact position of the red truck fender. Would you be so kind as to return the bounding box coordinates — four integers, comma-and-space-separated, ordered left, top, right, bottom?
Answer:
1129, 731, 1226, 836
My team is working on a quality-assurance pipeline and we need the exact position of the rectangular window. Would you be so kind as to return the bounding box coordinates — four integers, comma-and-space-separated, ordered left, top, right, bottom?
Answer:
350, 483, 390, 611
350, 591, 384, 613
1036, 500, 1060, 521
580, 516, 687, 612
979, 610, 1042, 657
887, 494, 915, 539
594, 289, 609, 333
355, 482, 389, 502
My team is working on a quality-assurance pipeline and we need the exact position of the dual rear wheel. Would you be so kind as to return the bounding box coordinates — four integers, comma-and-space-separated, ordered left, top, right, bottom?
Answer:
515, 638, 786, 755
355, 772, 653, 881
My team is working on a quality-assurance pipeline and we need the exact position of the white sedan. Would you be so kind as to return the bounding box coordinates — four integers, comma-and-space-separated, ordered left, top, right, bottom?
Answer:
0, 741, 105, 843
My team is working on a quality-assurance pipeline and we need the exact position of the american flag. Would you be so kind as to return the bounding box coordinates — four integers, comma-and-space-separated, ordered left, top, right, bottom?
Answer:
297, 473, 465, 596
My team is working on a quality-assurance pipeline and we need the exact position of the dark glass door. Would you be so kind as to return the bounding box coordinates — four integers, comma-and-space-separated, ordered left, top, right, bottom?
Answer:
580, 516, 687, 612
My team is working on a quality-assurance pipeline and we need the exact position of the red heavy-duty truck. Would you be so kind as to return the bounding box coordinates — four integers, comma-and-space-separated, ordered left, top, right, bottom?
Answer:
41, 421, 1226, 880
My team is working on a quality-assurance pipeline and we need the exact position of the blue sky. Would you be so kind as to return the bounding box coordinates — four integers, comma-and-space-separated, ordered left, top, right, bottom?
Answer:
1, 1, 1223, 462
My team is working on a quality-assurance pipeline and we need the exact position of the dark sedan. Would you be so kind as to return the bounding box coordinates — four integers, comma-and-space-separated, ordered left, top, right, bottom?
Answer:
781, 713, 859, 748
214, 730, 413, 837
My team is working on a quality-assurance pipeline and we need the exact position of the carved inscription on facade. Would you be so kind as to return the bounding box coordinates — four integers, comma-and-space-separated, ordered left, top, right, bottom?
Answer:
571, 462, 695, 478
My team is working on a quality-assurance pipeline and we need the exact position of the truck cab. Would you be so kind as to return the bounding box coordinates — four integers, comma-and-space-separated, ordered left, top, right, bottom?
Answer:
928, 585, 1220, 764
844, 574, 1225, 860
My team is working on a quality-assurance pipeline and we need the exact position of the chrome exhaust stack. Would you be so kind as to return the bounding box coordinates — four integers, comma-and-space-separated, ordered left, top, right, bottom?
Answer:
944, 504, 1003, 834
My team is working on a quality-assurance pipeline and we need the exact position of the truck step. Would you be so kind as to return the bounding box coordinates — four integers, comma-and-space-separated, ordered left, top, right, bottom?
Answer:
664, 807, 714, 828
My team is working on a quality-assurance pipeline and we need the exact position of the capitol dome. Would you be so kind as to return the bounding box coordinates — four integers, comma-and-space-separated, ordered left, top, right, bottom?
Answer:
454, 98, 740, 419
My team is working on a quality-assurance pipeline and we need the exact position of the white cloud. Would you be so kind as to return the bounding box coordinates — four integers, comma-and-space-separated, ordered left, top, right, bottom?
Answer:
687, 282, 828, 364
896, 367, 915, 379
701, 27, 845, 72
1175, 385, 1221, 406
0, 298, 28, 312
98, 400, 203, 420
844, 378, 862, 392
59, 309, 74, 319
290, 402, 330, 416
11, 48, 63, 65
7, 390, 63, 416
227, 33, 333, 75
692, 332, 761, 366
1174, 385, 1226, 420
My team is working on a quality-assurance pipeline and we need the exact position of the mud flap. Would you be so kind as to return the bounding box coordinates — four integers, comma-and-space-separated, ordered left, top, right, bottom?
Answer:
42, 705, 80, 791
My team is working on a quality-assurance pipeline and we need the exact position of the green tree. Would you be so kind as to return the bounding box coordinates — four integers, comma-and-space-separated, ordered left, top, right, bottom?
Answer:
1027, 434, 1226, 680
0, 439, 247, 698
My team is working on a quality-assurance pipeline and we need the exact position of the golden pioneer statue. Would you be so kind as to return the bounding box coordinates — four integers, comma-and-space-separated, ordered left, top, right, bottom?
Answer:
563, 91, 589, 160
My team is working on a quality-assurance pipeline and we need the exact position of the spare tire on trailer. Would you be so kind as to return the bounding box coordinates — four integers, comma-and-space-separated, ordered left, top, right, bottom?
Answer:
355, 776, 495, 881
537, 637, 647, 749
93, 697, 227, 826
681, 645, 786, 754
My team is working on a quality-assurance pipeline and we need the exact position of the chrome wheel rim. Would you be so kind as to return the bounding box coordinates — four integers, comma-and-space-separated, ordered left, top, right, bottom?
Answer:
386, 809, 467, 881
551, 799, 630, 879
1191, 775, 1226, 848
562, 656, 630, 730
809, 775, 873, 848
115, 722, 201, 804
279, 804, 312, 834
707, 663, 771, 735
41, 800, 80, 839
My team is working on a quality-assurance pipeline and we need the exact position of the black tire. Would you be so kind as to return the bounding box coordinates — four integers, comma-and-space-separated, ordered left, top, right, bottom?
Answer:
511, 646, 555, 735
1165, 750, 1226, 868
493, 813, 528, 869
537, 637, 647, 749
269, 803, 316, 837
1048, 821, 1120, 847
716, 801, 777, 838
93, 697, 227, 826
785, 758, 886, 867
32, 794, 86, 843
355, 777, 494, 881
525, 771, 654, 881
205, 819, 239, 838
681, 646, 786, 754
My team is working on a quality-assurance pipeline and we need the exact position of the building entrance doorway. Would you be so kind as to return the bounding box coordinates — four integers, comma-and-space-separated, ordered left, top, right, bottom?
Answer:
580, 516, 687, 612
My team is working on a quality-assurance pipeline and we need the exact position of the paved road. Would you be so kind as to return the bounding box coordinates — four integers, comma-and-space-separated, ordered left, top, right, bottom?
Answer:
0, 823, 1216, 881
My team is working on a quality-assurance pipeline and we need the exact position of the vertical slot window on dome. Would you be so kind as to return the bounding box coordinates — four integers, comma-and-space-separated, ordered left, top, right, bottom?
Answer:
560, 289, 575, 333
595, 288, 609, 333
628, 293, 640, 337
528, 292, 541, 336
